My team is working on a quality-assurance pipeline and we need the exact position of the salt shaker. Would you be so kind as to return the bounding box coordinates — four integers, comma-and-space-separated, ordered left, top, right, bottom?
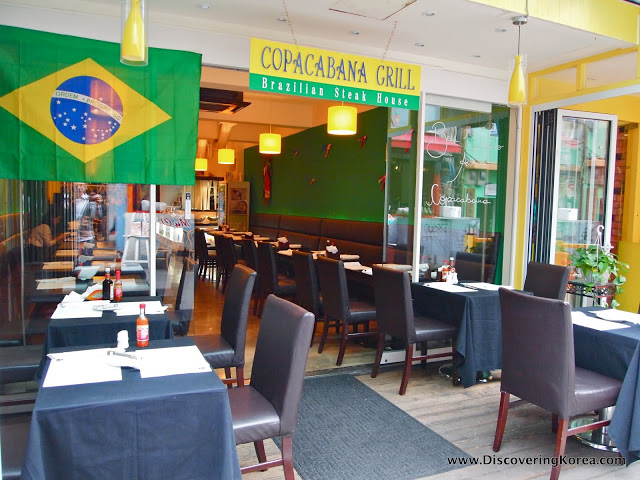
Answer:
117, 330, 129, 351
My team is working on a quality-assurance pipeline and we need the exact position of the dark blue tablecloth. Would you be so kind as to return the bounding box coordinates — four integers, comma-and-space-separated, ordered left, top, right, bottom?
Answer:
573, 307, 640, 465
22, 338, 241, 480
411, 283, 502, 388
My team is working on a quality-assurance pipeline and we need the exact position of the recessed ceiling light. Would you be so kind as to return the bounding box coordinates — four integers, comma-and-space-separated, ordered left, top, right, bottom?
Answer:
198, 3, 211, 9
472, 54, 481, 58
415, 42, 425, 47
495, 27, 508, 33
423, 11, 436, 17
277, 16, 287, 22
350, 30, 360, 35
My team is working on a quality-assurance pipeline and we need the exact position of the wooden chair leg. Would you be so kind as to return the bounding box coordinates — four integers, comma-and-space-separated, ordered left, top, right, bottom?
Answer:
551, 418, 569, 480
282, 435, 295, 480
399, 344, 414, 395
236, 366, 244, 387
318, 315, 329, 353
224, 367, 232, 389
493, 391, 510, 451
451, 345, 459, 386
551, 413, 558, 433
336, 321, 349, 366
254, 439, 267, 463
420, 342, 428, 369
371, 332, 385, 378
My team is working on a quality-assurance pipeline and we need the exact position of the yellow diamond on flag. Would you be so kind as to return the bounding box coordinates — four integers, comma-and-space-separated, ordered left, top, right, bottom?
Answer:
0, 58, 171, 163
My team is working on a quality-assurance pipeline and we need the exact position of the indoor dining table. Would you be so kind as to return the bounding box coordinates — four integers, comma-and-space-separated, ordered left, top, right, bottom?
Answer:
22, 337, 241, 480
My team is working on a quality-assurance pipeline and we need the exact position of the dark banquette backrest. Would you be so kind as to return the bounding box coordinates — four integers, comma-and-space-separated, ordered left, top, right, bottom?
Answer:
250, 212, 281, 239
278, 215, 323, 251
320, 218, 384, 265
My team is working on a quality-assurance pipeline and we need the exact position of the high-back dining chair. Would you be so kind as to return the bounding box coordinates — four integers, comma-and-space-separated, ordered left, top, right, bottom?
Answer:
316, 256, 377, 366
241, 238, 261, 314
193, 264, 256, 387
194, 228, 216, 280
494, 288, 622, 480
168, 254, 197, 336
0, 411, 32, 480
291, 250, 323, 345
523, 261, 570, 300
227, 295, 314, 480
371, 265, 459, 394
256, 242, 296, 316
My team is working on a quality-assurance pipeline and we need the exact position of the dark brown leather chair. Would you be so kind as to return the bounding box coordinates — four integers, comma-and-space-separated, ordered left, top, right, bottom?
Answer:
212, 233, 229, 290
168, 254, 197, 336
256, 242, 296, 316
523, 261, 570, 300
194, 228, 216, 280
371, 265, 459, 394
193, 264, 256, 387
228, 295, 314, 479
1, 412, 32, 480
494, 288, 622, 480
316, 256, 376, 366
291, 250, 323, 345
241, 238, 262, 315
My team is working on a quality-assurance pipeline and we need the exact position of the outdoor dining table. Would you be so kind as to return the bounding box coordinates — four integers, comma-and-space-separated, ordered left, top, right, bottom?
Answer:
22, 337, 241, 480
572, 307, 640, 464
35, 296, 173, 381
411, 281, 505, 388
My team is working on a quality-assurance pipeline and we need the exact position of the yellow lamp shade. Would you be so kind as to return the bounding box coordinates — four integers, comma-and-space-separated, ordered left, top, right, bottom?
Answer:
195, 158, 208, 172
218, 148, 235, 165
259, 133, 281, 154
121, 0, 147, 66
508, 55, 526, 106
328, 105, 357, 135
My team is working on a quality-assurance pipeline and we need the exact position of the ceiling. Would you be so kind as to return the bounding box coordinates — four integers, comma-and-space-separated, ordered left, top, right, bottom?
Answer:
2, 0, 638, 145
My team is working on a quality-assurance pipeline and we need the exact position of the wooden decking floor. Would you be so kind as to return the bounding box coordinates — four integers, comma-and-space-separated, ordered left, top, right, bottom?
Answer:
193, 275, 639, 480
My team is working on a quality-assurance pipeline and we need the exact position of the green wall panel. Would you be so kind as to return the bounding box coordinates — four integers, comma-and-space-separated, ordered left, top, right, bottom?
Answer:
244, 107, 387, 222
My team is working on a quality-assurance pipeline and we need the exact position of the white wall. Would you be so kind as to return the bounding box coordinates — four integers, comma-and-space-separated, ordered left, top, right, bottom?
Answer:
0, 3, 509, 105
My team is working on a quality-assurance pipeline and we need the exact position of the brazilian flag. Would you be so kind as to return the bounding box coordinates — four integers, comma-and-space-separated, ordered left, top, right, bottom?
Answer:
0, 26, 201, 185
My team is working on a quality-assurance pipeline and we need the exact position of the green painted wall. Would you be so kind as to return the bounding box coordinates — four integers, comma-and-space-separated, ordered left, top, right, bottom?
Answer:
244, 107, 387, 222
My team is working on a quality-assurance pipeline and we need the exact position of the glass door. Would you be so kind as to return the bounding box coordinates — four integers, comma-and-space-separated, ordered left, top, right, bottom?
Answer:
550, 110, 617, 266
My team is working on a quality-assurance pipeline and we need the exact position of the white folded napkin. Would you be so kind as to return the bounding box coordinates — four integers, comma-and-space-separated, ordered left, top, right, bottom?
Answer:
277, 236, 289, 243
76, 266, 99, 280
82, 284, 102, 299
62, 291, 84, 303
326, 245, 338, 254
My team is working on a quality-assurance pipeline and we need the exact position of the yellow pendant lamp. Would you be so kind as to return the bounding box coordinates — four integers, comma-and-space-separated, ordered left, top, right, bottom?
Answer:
218, 148, 235, 165
259, 129, 281, 155
508, 16, 528, 106
328, 104, 357, 135
195, 157, 208, 172
121, 0, 148, 66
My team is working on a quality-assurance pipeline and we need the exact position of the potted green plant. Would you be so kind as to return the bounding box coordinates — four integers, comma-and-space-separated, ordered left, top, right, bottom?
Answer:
568, 245, 628, 307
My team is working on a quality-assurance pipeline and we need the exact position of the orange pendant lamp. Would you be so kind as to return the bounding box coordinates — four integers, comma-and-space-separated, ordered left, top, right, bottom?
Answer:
121, 0, 148, 66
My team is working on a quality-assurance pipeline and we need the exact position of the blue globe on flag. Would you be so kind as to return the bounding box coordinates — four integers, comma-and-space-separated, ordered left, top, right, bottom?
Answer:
50, 76, 123, 145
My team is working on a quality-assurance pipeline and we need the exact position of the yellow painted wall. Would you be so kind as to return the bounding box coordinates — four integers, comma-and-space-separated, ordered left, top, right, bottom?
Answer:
616, 241, 640, 312
468, 0, 639, 44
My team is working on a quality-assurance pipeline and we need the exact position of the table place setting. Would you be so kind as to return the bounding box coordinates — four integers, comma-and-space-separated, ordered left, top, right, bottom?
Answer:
343, 261, 368, 271
423, 282, 479, 293
36, 276, 77, 290
571, 311, 631, 330
42, 261, 74, 270
43, 348, 124, 387
590, 308, 640, 324
459, 282, 514, 291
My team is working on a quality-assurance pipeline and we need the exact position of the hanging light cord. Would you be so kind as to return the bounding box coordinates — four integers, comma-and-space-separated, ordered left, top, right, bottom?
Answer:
382, 21, 398, 62
517, 23, 521, 55
282, 0, 298, 50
